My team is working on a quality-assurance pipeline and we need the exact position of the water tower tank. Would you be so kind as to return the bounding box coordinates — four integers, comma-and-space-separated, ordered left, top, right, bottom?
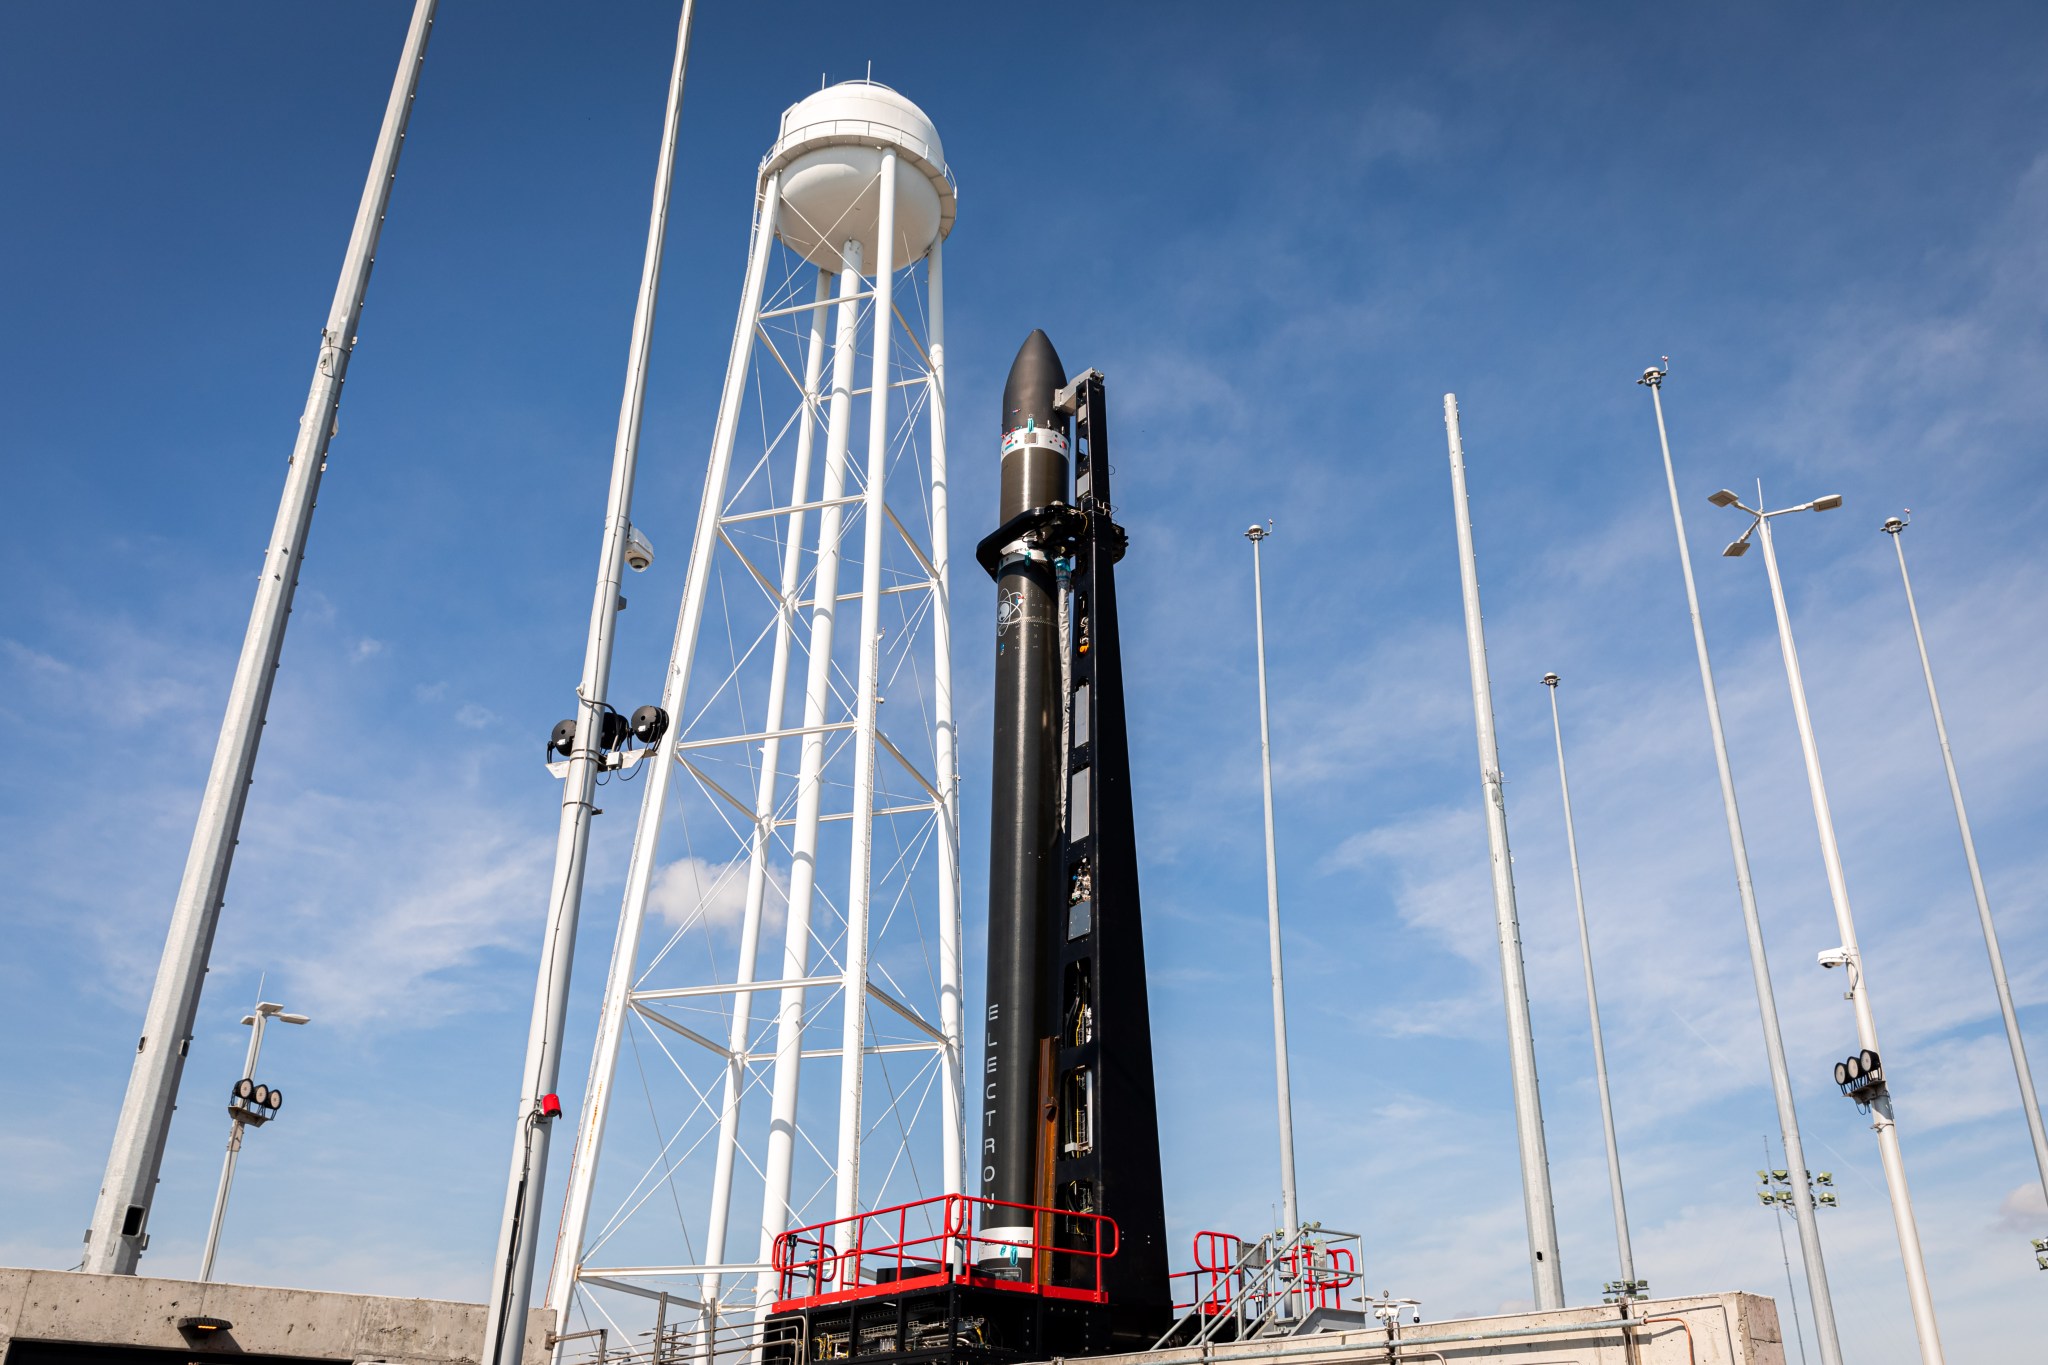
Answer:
765, 81, 956, 271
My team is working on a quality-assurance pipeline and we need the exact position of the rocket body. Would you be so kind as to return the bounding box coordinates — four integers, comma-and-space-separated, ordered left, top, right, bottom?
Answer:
981, 331, 1069, 1238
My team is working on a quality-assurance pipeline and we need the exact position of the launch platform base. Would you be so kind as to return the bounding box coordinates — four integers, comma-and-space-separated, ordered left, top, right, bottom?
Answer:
763, 1282, 1123, 1365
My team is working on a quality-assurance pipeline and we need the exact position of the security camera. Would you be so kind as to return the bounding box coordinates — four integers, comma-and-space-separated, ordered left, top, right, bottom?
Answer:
625, 525, 655, 572
1817, 946, 1852, 969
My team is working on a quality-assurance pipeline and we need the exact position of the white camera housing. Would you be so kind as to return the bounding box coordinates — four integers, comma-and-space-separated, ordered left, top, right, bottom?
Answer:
624, 525, 655, 572
1817, 946, 1853, 969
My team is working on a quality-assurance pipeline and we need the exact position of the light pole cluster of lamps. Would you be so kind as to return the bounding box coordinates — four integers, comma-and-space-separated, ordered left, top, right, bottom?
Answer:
199, 997, 309, 1282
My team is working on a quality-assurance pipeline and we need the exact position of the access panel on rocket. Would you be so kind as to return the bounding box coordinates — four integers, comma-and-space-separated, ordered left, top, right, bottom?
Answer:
976, 331, 1171, 1347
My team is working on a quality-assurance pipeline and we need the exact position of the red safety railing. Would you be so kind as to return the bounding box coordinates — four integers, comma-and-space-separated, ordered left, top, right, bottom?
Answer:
1276, 1240, 1356, 1312
1170, 1231, 1246, 1316
1169, 1231, 1358, 1320
771, 1193, 1120, 1311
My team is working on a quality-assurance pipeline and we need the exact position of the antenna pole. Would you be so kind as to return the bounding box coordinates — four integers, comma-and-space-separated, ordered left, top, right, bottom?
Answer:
1542, 675, 1636, 1292
1443, 395, 1564, 1309
1246, 523, 1300, 1241
481, 6, 697, 1361
82, 0, 438, 1275
1884, 517, 2048, 1212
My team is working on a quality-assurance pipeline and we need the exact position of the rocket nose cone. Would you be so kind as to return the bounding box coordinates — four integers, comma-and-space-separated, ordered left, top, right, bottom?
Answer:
1001, 329, 1066, 434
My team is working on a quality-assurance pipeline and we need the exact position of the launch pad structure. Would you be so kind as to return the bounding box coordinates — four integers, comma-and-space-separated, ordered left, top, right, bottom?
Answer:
32, 16, 1809, 1365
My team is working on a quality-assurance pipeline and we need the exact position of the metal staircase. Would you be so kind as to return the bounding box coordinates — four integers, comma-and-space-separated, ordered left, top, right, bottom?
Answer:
1154, 1223, 1364, 1351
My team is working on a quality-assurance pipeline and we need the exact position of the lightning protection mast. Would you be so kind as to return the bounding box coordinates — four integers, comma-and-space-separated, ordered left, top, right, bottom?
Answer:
1882, 513, 2048, 1253
1442, 395, 1564, 1310
479, 6, 698, 1364
83, 0, 438, 1275
542, 80, 962, 1359
1638, 364, 1842, 1365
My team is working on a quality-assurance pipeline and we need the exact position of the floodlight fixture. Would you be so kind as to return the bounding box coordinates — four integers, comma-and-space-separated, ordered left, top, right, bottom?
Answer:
1708, 489, 1743, 508
1810, 494, 1844, 511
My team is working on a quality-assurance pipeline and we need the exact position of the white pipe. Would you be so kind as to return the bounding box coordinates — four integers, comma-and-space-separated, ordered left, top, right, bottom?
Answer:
754, 236, 869, 1301
696, 265, 833, 1336
1754, 499, 1943, 1363
1442, 395, 1564, 1309
540, 129, 778, 1347
83, 0, 439, 1277
481, 6, 701, 1355
1885, 519, 2048, 1207
1542, 676, 1635, 1289
927, 238, 965, 1206
834, 149, 899, 1227
1640, 372, 1841, 1365
1247, 526, 1300, 1241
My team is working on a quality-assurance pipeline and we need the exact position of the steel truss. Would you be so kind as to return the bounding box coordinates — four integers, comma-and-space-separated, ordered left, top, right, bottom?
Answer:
546, 159, 962, 1360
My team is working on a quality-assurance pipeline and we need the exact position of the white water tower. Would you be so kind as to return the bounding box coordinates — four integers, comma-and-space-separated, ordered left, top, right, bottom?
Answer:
544, 80, 962, 1356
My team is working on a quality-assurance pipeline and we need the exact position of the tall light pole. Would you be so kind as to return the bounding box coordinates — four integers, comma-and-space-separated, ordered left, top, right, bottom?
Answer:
1638, 365, 1842, 1365
482, 6, 697, 1363
1539, 673, 1640, 1301
1882, 512, 2048, 1243
1715, 485, 1945, 1362
1246, 522, 1300, 1240
1443, 395, 1564, 1309
199, 1000, 309, 1282
83, 0, 438, 1276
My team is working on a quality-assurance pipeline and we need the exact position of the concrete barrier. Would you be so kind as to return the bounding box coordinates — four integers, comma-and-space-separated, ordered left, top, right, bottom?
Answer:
0, 1267, 550, 1365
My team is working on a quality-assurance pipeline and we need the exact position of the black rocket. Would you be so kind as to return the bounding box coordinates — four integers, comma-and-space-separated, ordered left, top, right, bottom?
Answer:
976, 332, 1171, 1347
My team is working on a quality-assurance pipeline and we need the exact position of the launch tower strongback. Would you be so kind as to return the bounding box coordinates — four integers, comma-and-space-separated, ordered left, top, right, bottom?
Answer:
763, 335, 1170, 1364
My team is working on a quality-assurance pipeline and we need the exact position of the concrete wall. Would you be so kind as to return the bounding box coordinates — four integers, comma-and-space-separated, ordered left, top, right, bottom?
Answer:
1120, 1292, 1783, 1365
0, 1268, 550, 1365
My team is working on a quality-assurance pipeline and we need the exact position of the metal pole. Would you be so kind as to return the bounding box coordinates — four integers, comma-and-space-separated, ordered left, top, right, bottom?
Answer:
483, 7, 696, 1360
1540, 675, 1635, 1290
197, 1014, 267, 1282
1639, 368, 1842, 1365
197, 1000, 306, 1283
1442, 395, 1564, 1309
755, 235, 868, 1301
1246, 524, 1300, 1240
544, 158, 782, 1336
1884, 516, 2048, 1207
928, 237, 966, 1207
835, 148, 899, 1227
82, 0, 438, 1276
691, 265, 830, 1346
1754, 500, 1944, 1363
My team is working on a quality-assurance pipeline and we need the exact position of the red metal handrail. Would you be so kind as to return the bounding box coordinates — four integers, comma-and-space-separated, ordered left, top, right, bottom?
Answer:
1170, 1230, 1245, 1315
772, 1193, 1120, 1309
1170, 1231, 1357, 1318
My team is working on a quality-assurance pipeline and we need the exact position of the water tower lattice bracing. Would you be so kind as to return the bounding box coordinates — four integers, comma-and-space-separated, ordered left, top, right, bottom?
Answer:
543, 81, 964, 1353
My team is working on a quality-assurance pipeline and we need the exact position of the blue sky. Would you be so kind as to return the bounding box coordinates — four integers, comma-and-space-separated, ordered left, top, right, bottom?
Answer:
6, 2, 2048, 1359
